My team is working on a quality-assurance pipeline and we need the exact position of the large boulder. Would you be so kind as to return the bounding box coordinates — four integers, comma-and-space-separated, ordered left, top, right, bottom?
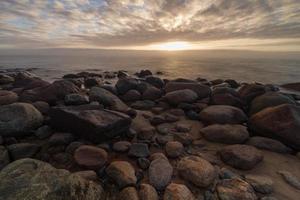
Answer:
0, 103, 43, 137
238, 84, 266, 104
163, 89, 198, 106
0, 158, 105, 200
199, 105, 247, 124
149, 158, 173, 190
37, 80, 80, 105
211, 87, 243, 107
201, 124, 249, 144
0, 90, 18, 105
220, 145, 263, 170
89, 87, 130, 113
50, 105, 131, 143
248, 104, 300, 150
165, 82, 211, 99
106, 161, 137, 188
249, 92, 295, 115
116, 78, 139, 94
216, 178, 257, 200
177, 156, 216, 187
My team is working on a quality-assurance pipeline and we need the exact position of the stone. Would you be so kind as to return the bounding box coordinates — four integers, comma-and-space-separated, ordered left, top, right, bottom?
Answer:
211, 87, 242, 107
50, 105, 131, 143
0, 74, 14, 84
0, 146, 10, 170
163, 183, 195, 200
113, 141, 131, 152
201, 124, 249, 144
138, 126, 156, 140
145, 76, 164, 88
0, 103, 43, 137
238, 83, 266, 104
163, 89, 198, 105
246, 136, 291, 153
139, 183, 159, 200
7, 143, 40, 160
281, 82, 300, 92
128, 143, 150, 158
199, 105, 247, 124
249, 92, 295, 115
136, 69, 153, 77
106, 161, 137, 188
142, 86, 163, 100
178, 156, 216, 187
34, 125, 52, 139
116, 78, 139, 94
165, 82, 211, 99
225, 79, 239, 88
216, 178, 257, 200
89, 87, 129, 112
138, 157, 150, 169
118, 187, 139, 200
220, 145, 263, 170
66, 142, 83, 154
37, 80, 81, 105
122, 89, 141, 102
149, 152, 168, 161
0, 158, 104, 200
249, 104, 300, 150
32, 101, 50, 114
245, 174, 274, 194
131, 100, 156, 110
165, 141, 184, 158
48, 132, 75, 146
0, 90, 18, 105
84, 77, 102, 88
277, 170, 300, 190
74, 145, 107, 170
64, 93, 89, 105
149, 158, 173, 190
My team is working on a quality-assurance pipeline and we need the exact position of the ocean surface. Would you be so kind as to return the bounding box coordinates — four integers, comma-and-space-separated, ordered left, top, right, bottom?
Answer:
0, 49, 299, 84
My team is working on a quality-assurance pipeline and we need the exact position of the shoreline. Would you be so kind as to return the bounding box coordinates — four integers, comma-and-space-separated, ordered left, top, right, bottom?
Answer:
0, 69, 300, 199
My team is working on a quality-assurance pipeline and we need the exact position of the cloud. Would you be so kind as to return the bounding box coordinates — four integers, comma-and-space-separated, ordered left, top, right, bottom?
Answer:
0, 0, 299, 49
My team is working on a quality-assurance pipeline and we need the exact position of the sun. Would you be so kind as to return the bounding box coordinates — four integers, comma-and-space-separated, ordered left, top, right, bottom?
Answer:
149, 41, 192, 51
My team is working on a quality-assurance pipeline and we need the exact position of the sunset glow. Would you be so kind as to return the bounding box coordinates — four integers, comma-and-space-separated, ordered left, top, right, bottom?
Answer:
149, 41, 193, 51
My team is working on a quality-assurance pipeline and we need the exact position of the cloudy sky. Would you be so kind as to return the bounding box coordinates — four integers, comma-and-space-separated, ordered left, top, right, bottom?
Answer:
0, 0, 300, 51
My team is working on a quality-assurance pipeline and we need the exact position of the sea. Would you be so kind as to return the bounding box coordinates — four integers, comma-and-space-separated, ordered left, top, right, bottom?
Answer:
0, 49, 299, 85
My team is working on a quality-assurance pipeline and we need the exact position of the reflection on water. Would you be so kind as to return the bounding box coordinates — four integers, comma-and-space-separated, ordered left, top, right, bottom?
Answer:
0, 49, 299, 84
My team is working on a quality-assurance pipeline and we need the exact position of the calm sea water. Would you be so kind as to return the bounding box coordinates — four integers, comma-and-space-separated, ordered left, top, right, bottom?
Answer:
0, 49, 299, 84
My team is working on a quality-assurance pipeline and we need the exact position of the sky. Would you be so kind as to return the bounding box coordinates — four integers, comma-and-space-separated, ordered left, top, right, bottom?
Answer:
0, 0, 300, 51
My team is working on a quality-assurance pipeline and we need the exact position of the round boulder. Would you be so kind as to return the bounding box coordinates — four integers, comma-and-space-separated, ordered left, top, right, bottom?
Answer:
220, 144, 263, 170
178, 156, 216, 187
74, 145, 107, 170
163, 89, 198, 106
106, 161, 137, 188
199, 105, 247, 124
0, 103, 43, 137
163, 183, 195, 200
165, 141, 184, 158
149, 158, 173, 190
201, 124, 249, 144
0, 90, 18, 105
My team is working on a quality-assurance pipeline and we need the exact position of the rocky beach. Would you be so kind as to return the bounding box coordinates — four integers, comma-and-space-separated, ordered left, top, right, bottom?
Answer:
0, 69, 300, 200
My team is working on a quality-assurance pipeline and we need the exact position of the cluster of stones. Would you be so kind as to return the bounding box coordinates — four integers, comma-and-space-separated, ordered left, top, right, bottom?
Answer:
0, 69, 300, 200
